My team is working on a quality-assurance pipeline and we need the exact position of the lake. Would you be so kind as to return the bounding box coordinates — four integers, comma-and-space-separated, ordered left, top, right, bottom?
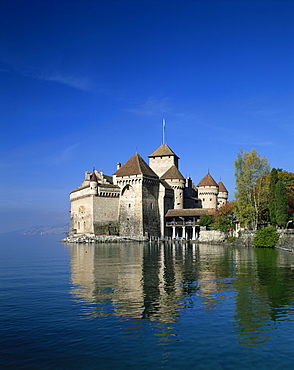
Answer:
1, 234, 294, 369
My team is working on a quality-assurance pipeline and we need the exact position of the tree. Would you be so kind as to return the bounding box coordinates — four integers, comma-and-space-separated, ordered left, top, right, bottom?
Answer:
234, 148, 270, 229
275, 180, 288, 227
254, 226, 279, 247
269, 168, 278, 224
213, 202, 235, 232
198, 214, 214, 228
260, 168, 293, 227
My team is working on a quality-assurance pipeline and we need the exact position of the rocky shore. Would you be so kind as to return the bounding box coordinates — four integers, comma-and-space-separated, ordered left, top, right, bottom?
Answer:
62, 230, 294, 250
62, 233, 148, 243
275, 232, 294, 252
232, 230, 294, 251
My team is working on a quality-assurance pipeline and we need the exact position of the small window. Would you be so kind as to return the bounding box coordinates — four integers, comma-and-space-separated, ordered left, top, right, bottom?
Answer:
150, 203, 153, 209
129, 204, 131, 208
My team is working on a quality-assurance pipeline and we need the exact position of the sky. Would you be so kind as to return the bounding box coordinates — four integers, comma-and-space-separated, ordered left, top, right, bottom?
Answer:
0, 0, 293, 233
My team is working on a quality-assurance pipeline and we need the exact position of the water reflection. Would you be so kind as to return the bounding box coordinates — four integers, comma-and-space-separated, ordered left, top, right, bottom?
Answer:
234, 248, 294, 347
68, 242, 294, 347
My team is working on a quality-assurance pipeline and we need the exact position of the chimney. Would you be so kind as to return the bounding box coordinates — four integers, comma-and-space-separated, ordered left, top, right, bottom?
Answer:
117, 162, 121, 170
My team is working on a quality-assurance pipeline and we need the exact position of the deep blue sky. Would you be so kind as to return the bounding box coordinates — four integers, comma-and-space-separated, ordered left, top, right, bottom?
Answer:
0, 0, 293, 233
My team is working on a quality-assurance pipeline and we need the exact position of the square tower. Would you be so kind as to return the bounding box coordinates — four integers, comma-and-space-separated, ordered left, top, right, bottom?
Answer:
148, 144, 179, 178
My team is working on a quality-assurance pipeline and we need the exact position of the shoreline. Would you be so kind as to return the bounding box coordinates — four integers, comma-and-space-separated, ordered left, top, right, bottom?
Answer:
62, 233, 149, 243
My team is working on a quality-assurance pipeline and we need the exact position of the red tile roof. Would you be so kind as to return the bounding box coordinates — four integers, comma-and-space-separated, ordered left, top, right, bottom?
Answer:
198, 173, 218, 187
165, 208, 216, 217
114, 153, 159, 178
148, 144, 179, 159
160, 165, 185, 180
218, 181, 228, 193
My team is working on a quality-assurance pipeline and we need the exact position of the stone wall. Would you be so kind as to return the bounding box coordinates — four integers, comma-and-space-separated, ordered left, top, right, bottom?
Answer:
198, 229, 227, 243
93, 194, 119, 224
142, 180, 161, 237
70, 195, 94, 234
119, 182, 143, 236
276, 230, 294, 252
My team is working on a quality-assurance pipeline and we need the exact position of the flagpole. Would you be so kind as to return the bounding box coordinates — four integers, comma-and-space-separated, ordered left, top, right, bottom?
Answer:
162, 119, 166, 145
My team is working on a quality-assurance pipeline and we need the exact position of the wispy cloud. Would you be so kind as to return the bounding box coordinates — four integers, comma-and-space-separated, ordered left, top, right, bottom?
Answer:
127, 97, 172, 116
23, 67, 92, 91
34, 71, 92, 91
49, 143, 81, 165
0, 56, 92, 91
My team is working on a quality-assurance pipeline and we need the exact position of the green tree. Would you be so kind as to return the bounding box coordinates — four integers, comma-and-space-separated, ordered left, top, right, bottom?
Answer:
269, 168, 278, 224
234, 148, 270, 229
254, 226, 279, 247
275, 180, 288, 227
198, 214, 214, 228
258, 169, 294, 225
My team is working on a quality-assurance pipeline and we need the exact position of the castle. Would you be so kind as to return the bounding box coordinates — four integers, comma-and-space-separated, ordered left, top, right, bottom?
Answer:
69, 144, 228, 240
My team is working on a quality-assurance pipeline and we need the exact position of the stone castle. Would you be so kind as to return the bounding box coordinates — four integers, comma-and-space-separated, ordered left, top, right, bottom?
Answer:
69, 144, 228, 240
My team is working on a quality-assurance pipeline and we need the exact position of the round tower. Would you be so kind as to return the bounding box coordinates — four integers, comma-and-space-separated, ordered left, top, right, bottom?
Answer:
217, 181, 228, 208
90, 172, 98, 195
172, 180, 185, 209
197, 173, 219, 209
160, 165, 185, 209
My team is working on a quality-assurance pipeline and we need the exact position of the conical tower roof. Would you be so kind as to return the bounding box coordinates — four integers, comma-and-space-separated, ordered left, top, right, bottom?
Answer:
218, 181, 228, 193
90, 172, 98, 182
160, 165, 185, 180
114, 153, 158, 178
148, 144, 179, 159
198, 173, 218, 187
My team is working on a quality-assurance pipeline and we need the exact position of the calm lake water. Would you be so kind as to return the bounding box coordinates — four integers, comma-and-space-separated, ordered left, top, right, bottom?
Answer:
1, 234, 294, 369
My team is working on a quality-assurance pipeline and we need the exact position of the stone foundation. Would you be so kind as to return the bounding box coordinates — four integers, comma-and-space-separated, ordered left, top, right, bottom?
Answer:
198, 229, 227, 243
62, 233, 148, 243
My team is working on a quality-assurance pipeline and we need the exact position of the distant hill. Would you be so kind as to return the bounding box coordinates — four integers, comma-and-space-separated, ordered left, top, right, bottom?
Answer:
19, 225, 69, 235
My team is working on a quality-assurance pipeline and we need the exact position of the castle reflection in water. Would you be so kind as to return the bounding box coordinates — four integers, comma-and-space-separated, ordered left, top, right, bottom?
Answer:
68, 242, 294, 347
69, 243, 229, 320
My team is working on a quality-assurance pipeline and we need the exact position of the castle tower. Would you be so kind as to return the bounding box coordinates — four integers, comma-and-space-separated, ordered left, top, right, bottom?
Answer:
197, 173, 219, 209
160, 165, 185, 209
148, 144, 179, 178
217, 181, 228, 208
114, 153, 161, 237
89, 172, 98, 195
